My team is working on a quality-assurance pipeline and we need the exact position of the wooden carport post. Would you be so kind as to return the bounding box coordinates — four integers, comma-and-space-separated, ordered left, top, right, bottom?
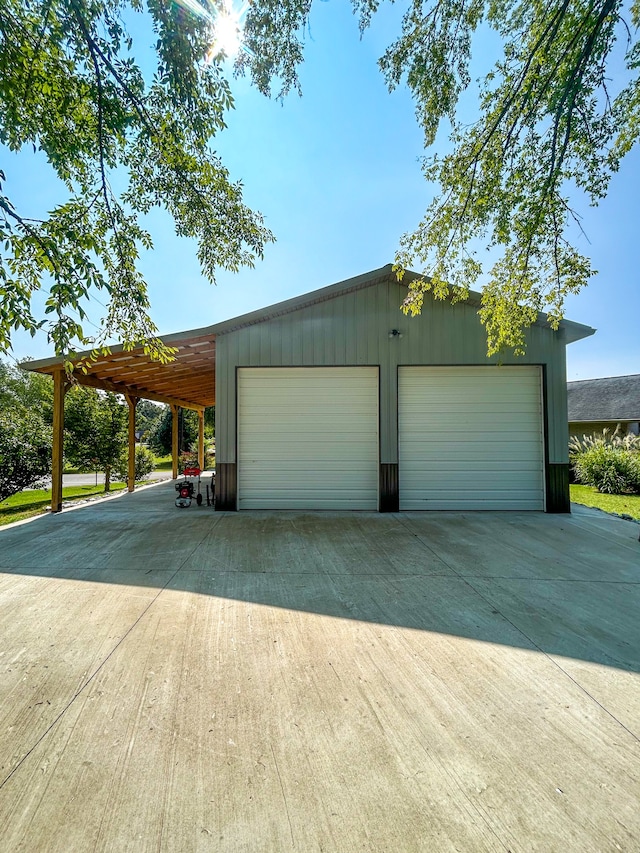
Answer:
171, 404, 179, 479
125, 394, 139, 492
198, 408, 205, 470
51, 368, 69, 513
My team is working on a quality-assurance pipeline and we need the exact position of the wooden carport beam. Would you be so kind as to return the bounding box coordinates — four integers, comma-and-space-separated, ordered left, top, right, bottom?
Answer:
51, 369, 70, 513
70, 372, 205, 411
125, 394, 139, 493
171, 404, 179, 480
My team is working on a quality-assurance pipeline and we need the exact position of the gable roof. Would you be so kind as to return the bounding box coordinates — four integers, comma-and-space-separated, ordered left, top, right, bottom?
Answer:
205, 264, 595, 344
567, 374, 640, 422
22, 264, 595, 409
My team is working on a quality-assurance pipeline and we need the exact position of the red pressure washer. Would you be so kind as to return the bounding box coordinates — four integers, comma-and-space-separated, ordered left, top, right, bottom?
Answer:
175, 463, 203, 508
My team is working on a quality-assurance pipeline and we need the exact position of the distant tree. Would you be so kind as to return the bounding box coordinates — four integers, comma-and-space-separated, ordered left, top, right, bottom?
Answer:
205, 405, 215, 439
113, 445, 156, 483
0, 409, 52, 502
149, 406, 199, 457
0, 360, 54, 501
0, 359, 53, 422
64, 387, 127, 491
136, 400, 165, 443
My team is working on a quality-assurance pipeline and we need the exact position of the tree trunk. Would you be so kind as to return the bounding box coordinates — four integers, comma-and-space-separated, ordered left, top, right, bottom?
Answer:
104, 466, 111, 492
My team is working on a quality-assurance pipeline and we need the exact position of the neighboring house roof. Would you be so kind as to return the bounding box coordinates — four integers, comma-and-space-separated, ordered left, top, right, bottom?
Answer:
567, 374, 640, 422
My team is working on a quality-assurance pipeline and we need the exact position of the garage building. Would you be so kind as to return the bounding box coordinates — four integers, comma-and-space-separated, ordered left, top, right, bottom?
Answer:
25, 265, 595, 513
212, 266, 593, 512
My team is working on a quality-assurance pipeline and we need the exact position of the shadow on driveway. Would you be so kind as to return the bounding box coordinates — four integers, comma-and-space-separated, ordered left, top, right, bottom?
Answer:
1, 481, 639, 676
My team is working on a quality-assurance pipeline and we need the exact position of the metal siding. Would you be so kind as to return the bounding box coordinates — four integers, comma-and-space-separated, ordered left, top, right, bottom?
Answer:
215, 280, 568, 473
237, 367, 379, 509
547, 338, 569, 463
215, 335, 233, 462
399, 366, 545, 510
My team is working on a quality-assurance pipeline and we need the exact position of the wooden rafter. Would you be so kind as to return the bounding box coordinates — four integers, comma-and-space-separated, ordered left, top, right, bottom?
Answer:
27, 334, 217, 410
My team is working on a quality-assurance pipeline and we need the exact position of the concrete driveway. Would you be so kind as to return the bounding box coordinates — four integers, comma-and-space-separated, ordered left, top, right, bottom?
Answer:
0, 483, 639, 852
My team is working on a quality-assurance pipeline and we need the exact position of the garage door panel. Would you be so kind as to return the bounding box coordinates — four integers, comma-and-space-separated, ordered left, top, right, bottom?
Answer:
238, 367, 379, 510
241, 430, 379, 442
401, 445, 542, 455
404, 467, 542, 483
241, 466, 378, 485
241, 441, 377, 462
405, 459, 543, 472
400, 498, 543, 511
402, 487, 542, 500
399, 366, 544, 511
401, 433, 543, 446
242, 497, 377, 510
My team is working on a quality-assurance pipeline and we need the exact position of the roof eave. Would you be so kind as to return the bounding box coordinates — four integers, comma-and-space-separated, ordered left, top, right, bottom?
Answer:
20, 323, 217, 374
557, 319, 596, 344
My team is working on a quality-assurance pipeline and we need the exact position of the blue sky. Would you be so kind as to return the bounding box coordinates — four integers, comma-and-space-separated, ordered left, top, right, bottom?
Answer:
6, 0, 640, 380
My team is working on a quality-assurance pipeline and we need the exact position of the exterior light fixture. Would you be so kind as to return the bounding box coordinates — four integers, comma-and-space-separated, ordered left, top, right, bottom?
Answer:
389, 329, 403, 338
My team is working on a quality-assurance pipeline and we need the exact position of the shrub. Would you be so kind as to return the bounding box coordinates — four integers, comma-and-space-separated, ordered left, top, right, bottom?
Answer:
569, 428, 640, 458
572, 444, 640, 495
113, 446, 156, 483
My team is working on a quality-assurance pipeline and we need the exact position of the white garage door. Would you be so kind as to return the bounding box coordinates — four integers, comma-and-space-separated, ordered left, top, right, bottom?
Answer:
399, 366, 544, 510
238, 367, 379, 510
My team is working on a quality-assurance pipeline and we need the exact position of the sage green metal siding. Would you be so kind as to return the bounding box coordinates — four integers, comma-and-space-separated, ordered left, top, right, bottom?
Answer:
216, 279, 570, 466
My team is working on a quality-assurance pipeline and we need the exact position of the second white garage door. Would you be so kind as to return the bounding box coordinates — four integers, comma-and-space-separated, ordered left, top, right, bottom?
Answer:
238, 367, 379, 510
399, 366, 545, 510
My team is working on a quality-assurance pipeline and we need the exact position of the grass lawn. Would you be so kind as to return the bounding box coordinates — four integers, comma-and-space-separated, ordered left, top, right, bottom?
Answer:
0, 484, 128, 527
153, 453, 215, 471
570, 484, 640, 521
153, 453, 173, 471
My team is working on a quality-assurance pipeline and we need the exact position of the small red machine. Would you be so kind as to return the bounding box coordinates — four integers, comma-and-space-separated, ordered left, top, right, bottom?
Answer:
175, 464, 203, 508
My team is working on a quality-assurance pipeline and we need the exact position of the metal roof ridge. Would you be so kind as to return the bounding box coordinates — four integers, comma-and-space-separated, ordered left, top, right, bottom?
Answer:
206, 265, 396, 335
21, 262, 596, 370
205, 265, 594, 343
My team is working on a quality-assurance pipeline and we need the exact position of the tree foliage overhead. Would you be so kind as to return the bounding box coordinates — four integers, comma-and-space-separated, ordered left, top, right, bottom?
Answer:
0, 0, 273, 359
239, 0, 640, 353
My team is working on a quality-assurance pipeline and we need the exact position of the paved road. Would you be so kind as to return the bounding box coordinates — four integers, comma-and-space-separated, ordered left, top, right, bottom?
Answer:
58, 469, 173, 487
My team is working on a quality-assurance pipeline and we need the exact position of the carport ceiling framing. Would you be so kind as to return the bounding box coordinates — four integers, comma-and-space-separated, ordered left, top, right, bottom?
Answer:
26, 331, 216, 410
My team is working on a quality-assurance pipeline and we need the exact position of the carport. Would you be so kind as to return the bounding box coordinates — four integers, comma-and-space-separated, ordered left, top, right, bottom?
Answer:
25, 327, 216, 511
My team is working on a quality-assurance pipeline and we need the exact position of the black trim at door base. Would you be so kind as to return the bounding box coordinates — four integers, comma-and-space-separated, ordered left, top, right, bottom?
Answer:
546, 463, 570, 513
379, 463, 399, 512
216, 463, 237, 511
